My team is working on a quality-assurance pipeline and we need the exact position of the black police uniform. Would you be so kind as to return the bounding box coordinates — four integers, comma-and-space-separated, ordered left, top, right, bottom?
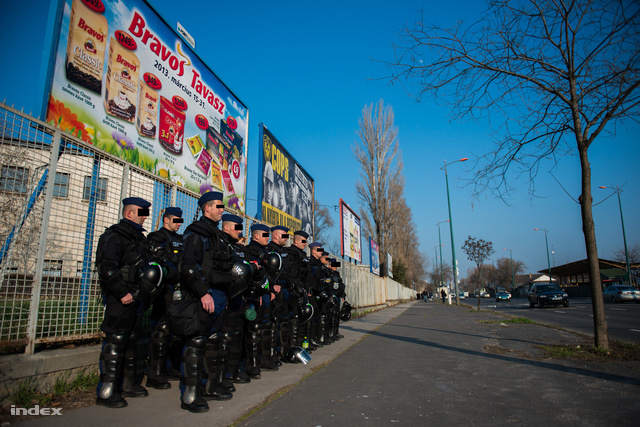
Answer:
328, 267, 346, 341
266, 241, 294, 357
243, 239, 279, 373
179, 215, 235, 411
96, 218, 151, 407
146, 226, 183, 389
308, 255, 332, 345
285, 244, 312, 348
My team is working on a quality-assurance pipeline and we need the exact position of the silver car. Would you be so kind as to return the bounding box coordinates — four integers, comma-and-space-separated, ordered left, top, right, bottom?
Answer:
602, 285, 640, 303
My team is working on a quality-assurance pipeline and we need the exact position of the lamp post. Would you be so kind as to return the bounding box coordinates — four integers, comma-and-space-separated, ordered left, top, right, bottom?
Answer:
442, 157, 468, 306
503, 248, 514, 291
599, 185, 631, 284
437, 220, 449, 291
534, 228, 551, 283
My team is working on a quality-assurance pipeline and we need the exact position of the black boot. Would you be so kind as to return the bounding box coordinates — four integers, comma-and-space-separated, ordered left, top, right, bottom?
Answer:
180, 336, 209, 413
270, 321, 283, 366
228, 330, 249, 384
203, 333, 233, 401
146, 321, 171, 389
96, 333, 128, 408
279, 320, 291, 360
122, 331, 149, 397
245, 322, 262, 378
259, 322, 278, 371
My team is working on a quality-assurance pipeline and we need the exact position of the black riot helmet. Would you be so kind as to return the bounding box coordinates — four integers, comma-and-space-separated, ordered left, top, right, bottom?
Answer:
300, 303, 314, 326
134, 262, 164, 303
229, 260, 253, 299
262, 252, 282, 277
339, 301, 352, 322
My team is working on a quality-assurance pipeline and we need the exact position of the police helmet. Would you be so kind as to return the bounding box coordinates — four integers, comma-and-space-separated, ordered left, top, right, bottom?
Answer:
285, 346, 311, 364
229, 260, 253, 299
300, 303, 314, 326
339, 301, 352, 322
135, 262, 164, 303
262, 252, 282, 276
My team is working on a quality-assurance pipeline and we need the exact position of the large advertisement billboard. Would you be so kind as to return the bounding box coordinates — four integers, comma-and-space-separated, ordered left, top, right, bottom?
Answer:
370, 237, 380, 276
258, 124, 314, 234
340, 199, 362, 262
44, 0, 249, 210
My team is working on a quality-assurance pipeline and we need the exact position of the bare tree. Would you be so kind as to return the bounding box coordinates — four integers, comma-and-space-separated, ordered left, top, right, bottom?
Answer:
388, 0, 640, 349
387, 196, 427, 286
494, 257, 526, 291
429, 261, 453, 288
313, 200, 335, 246
354, 100, 404, 276
612, 244, 640, 264
462, 236, 494, 310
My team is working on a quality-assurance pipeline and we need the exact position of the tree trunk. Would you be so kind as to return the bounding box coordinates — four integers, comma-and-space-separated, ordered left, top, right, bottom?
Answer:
477, 266, 482, 311
578, 144, 609, 350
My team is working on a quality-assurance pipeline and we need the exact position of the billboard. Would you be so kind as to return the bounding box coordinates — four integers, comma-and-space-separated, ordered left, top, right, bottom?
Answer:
340, 199, 361, 262
44, 0, 249, 211
370, 237, 380, 276
258, 124, 314, 234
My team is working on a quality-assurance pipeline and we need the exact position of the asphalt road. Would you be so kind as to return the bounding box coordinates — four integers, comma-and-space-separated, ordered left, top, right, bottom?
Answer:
465, 296, 640, 344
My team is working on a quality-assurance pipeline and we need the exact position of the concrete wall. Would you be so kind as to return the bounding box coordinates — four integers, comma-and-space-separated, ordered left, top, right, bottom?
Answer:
338, 262, 414, 308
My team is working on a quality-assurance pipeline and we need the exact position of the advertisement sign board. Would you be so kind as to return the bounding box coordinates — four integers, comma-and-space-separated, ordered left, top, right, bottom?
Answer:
370, 237, 380, 276
45, 0, 249, 210
258, 124, 314, 234
340, 199, 361, 262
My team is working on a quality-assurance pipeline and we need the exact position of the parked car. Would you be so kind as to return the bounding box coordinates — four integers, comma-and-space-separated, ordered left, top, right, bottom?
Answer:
495, 291, 511, 302
458, 292, 466, 300
602, 285, 640, 303
528, 284, 569, 308
481, 292, 491, 298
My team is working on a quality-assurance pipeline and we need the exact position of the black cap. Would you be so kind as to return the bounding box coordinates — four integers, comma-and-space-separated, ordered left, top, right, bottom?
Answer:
198, 191, 224, 207
222, 213, 243, 224
251, 223, 270, 233
164, 207, 182, 217
294, 230, 309, 239
122, 197, 151, 208
271, 225, 289, 233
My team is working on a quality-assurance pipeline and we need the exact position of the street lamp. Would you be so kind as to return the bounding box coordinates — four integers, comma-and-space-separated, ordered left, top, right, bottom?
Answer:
437, 220, 449, 290
534, 228, 552, 283
442, 157, 468, 306
503, 248, 514, 291
599, 185, 630, 284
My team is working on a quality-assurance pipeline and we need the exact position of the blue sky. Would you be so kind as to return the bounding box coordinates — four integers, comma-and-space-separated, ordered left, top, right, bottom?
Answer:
1, 0, 638, 280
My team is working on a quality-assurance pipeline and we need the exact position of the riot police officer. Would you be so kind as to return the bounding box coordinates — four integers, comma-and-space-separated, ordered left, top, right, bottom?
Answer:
266, 226, 293, 358
243, 223, 280, 374
286, 230, 312, 349
145, 207, 184, 390
179, 192, 233, 412
307, 242, 327, 347
328, 258, 346, 342
96, 197, 156, 408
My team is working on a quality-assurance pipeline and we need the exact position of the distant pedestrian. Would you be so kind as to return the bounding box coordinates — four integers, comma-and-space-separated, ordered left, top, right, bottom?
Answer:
441, 289, 446, 304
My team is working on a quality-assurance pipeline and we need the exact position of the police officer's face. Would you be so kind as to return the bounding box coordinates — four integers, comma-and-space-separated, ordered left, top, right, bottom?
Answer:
253, 231, 269, 246
165, 215, 182, 233
293, 236, 307, 250
205, 200, 225, 222
311, 247, 324, 259
272, 230, 288, 246
126, 205, 148, 225
223, 221, 242, 239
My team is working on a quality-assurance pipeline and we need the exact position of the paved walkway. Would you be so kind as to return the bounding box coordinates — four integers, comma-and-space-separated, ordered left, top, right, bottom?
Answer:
20, 301, 640, 426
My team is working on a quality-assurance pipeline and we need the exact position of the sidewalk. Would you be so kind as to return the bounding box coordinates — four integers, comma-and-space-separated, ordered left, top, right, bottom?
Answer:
18, 302, 412, 427
18, 301, 640, 426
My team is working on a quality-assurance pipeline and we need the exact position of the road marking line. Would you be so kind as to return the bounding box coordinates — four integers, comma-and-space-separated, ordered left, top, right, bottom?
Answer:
631, 329, 640, 333
554, 311, 565, 313
609, 308, 626, 311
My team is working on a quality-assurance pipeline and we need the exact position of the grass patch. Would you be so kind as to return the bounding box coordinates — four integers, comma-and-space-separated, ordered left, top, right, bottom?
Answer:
6, 369, 99, 408
538, 340, 640, 362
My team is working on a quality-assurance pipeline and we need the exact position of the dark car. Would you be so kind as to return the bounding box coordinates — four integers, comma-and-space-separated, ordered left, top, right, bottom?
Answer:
495, 290, 511, 302
528, 284, 569, 308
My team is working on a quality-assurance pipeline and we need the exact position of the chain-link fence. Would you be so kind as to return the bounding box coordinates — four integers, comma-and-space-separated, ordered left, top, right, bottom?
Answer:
0, 104, 412, 355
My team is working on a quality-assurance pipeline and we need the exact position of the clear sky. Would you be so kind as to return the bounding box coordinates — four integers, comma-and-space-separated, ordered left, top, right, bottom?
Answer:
1, 0, 638, 281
